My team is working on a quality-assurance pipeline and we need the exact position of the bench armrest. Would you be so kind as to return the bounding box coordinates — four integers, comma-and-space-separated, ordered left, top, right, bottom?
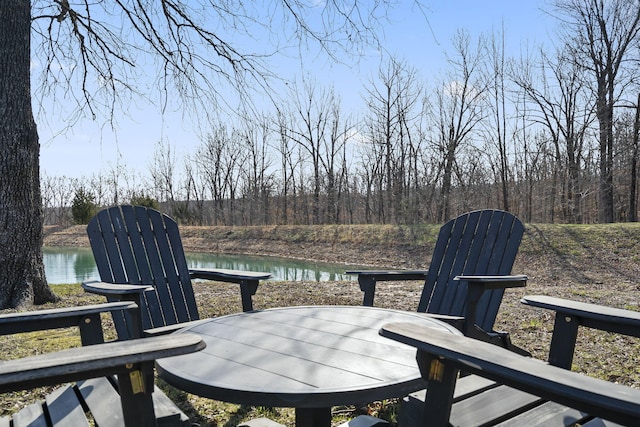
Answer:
521, 295, 640, 368
0, 333, 205, 393
345, 270, 429, 306
380, 322, 640, 426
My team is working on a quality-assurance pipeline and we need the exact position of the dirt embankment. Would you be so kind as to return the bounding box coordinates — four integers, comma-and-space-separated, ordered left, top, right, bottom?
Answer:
43, 225, 425, 268
43, 223, 640, 285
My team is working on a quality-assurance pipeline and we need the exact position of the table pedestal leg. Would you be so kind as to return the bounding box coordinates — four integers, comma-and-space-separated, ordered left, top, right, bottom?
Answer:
295, 407, 331, 427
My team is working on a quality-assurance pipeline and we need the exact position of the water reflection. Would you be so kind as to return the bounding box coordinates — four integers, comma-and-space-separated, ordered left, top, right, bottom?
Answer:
43, 247, 357, 284
43, 247, 97, 285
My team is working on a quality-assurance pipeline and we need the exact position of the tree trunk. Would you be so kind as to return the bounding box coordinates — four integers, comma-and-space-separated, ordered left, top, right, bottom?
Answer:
0, 1, 57, 308
439, 142, 455, 222
629, 93, 640, 222
598, 103, 615, 224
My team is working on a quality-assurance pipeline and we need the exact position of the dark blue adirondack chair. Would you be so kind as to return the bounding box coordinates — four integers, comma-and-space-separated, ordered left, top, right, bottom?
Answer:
347, 210, 528, 427
83, 205, 271, 338
381, 297, 640, 426
348, 209, 527, 351
0, 302, 203, 427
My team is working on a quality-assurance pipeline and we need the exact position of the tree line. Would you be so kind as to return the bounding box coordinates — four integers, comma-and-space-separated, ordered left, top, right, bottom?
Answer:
43, 3, 640, 227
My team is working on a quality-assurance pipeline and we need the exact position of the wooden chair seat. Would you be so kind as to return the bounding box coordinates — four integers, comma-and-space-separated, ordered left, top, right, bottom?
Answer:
3, 376, 190, 427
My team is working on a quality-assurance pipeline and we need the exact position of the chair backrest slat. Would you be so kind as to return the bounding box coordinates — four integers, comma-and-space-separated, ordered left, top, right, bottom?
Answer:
480, 213, 523, 329
146, 208, 192, 324
163, 216, 199, 319
87, 206, 200, 336
417, 210, 524, 332
437, 212, 483, 315
118, 206, 165, 329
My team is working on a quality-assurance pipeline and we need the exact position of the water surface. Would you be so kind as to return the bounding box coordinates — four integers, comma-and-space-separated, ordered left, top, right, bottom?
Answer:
42, 247, 358, 284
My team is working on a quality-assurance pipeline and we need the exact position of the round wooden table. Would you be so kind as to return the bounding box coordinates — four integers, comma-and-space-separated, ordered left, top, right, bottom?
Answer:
156, 305, 461, 426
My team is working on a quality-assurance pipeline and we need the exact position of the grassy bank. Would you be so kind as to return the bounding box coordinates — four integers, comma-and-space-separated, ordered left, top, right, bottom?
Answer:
13, 223, 640, 425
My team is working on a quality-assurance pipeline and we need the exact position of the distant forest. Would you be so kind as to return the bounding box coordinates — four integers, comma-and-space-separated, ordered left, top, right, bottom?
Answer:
43, 6, 640, 226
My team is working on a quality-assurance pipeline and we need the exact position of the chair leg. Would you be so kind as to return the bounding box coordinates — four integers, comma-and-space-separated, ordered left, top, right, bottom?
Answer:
240, 280, 259, 312
358, 276, 377, 307
117, 362, 158, 427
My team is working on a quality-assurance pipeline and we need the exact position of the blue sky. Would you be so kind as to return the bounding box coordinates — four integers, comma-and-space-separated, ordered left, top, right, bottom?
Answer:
38, 0, 551, 180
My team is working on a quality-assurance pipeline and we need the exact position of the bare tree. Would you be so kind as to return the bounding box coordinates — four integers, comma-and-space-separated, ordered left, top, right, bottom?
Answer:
482, 27, 512, 212
41, 173, 75, 225
553, 0, 640, 222
362, 57, 423, 223
285, 80, 335, 224
275, 111, 296, 224
149, 140, 179, 209
238, 115, 275, 225
181, 155, 208, 225
196, 125, 246, 224
512, 46, 595, 222
630, 93, 640, 221
324, 101, 353, 223
2, 0, 394, 307
430, 30, 487, 221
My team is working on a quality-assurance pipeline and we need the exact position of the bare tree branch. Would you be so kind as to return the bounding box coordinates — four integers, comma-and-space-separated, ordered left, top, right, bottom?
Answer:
30, 0, 392, 127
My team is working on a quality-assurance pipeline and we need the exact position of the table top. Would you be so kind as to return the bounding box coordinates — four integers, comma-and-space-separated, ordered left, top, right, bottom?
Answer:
156, 305, 460, 408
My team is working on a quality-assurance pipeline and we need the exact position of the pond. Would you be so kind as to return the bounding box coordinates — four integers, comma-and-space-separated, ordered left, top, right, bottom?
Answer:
42, 247, 360, 285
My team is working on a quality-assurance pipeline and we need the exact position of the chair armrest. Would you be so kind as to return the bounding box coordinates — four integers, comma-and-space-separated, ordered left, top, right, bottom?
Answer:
82, 281, 152, 331
82, 280, 152, 299
190, 268, 271, 312
0, 333, 205, 393
522, 295, 640, 368
454, 275, 528, 290
189, 268, 271, 283
380, 322, 640, 426
345, 270, 429, 306
453, 275, 527, 338
345, 270, 429, 281
0, 301, 138, 335
521, 295, 640, 337
0, 301, 142, 344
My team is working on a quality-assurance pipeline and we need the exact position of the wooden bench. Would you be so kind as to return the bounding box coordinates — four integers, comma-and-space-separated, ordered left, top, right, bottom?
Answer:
380, 322, 640, 426
0, 302, 204, 426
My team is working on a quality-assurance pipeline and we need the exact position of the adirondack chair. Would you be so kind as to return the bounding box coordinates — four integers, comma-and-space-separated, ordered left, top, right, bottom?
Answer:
0, 301, 204, 427
83, 205, 271, 338
380, 307, 640, 426
347, 209, 527, 351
